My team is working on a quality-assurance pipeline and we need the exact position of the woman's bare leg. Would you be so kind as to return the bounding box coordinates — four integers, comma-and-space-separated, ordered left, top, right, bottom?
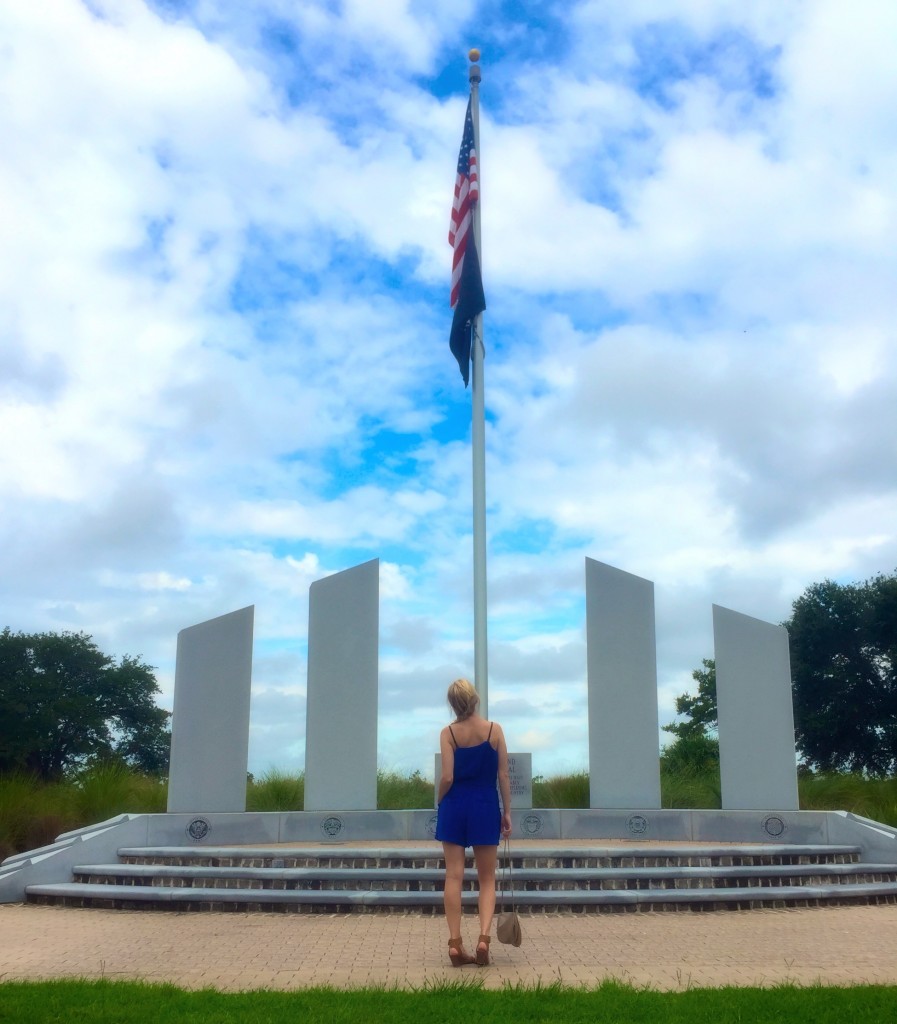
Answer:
472, 844, 498, 954
442, 842, 466, 942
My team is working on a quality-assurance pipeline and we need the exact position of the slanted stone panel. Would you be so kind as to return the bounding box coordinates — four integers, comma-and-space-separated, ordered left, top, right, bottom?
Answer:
585, 558, 661, 809
304, 559, 379, 811
713, 604, 799, 810
166, 606, 255, 813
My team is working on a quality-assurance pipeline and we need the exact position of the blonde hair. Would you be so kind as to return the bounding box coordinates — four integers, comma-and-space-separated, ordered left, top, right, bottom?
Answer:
447, 678, 480, 721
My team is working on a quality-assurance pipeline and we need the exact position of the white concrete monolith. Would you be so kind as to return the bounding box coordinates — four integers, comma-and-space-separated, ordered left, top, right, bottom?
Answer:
304, 559, 379, 810
167, 606, 254, 813
714, 604, 799, 810
586, 558, 661, 808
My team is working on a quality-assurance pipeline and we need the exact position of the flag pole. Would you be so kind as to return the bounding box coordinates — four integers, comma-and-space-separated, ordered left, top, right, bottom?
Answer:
468, 53, 488, 715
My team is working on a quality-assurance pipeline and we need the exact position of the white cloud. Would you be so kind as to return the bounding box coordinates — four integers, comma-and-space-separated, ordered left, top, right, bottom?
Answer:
1, 0, 895, 782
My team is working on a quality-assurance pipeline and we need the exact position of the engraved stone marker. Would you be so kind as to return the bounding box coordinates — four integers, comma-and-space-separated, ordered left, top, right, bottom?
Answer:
507, 752, 532, 808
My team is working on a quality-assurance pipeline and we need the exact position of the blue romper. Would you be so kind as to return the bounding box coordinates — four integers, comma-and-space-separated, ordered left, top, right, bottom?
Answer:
435, 723, 501, 847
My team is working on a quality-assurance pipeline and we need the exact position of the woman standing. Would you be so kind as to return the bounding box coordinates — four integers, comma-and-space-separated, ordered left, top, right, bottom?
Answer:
435, 678, 512, 966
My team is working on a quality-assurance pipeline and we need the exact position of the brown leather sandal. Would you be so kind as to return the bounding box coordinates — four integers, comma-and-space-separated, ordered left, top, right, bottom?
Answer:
475, 933, 491, 966
448, 936, 476, 967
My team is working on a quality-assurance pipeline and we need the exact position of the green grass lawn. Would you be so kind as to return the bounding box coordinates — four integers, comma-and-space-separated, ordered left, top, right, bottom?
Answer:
1, 978, 895, 1024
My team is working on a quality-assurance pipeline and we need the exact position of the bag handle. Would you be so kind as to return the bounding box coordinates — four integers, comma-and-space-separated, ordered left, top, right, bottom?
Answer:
499, 836, 516, 914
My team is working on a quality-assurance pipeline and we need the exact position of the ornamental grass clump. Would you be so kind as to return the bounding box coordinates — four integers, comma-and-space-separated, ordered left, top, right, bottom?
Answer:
377, 769, 434, 809
0, 772, 72, 855
798, 772, 897, 827
533, 771, 589, 808
247, 769, 305, 811
70, 761, 167, 824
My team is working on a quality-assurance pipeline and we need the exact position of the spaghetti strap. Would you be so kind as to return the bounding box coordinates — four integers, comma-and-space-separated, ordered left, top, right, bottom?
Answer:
487, 721, 494, 741
448, 725, 458, 748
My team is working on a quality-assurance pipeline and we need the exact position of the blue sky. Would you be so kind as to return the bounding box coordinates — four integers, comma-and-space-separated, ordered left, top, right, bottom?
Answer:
2, 0, 896, 780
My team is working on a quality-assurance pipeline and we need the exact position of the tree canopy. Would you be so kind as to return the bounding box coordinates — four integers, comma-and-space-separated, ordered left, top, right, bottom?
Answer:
790, 574, 897, 775
663, 658, 718, 741
0, 628, 171, 779
664, 571, 897, 776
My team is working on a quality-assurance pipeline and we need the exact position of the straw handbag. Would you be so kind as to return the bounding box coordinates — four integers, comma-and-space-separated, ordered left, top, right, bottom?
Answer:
496, 837, 522, 946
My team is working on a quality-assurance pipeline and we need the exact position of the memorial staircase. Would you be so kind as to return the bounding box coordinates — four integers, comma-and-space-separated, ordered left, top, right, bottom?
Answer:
24, 840, 897, 913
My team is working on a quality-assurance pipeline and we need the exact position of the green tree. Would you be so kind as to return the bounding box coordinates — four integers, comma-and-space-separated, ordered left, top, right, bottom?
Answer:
790, 574, 897, 776
664, 571, 897, 777
663, 658, 717, 740
0, 628, 170, 779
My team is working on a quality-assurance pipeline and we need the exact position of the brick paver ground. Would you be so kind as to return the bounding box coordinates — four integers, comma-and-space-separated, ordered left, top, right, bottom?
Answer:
2, 903, 897, 990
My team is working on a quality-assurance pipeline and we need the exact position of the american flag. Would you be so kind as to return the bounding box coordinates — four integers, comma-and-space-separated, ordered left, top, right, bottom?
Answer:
449, 99, 479, 309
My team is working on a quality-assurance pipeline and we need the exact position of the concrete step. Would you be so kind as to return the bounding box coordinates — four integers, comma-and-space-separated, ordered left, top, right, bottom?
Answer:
117, 843, 864, 868
70, 861, 897, 891
25, 879, 897, 913
26, 842, 891, 914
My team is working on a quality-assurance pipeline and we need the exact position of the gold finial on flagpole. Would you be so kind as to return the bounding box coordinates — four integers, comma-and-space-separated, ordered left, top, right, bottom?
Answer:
469, 48, 481, 82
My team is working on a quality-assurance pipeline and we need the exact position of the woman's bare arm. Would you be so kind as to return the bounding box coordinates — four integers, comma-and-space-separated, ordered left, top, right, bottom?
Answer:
437, 726, 455, 803
495, 723, 512, 835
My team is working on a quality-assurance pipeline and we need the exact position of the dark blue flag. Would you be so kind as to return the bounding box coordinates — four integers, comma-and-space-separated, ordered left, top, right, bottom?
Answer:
449, 233, 485, 387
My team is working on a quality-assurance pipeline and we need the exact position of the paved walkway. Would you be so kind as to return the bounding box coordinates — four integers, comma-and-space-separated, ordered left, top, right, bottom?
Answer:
3, 903, 897, 990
